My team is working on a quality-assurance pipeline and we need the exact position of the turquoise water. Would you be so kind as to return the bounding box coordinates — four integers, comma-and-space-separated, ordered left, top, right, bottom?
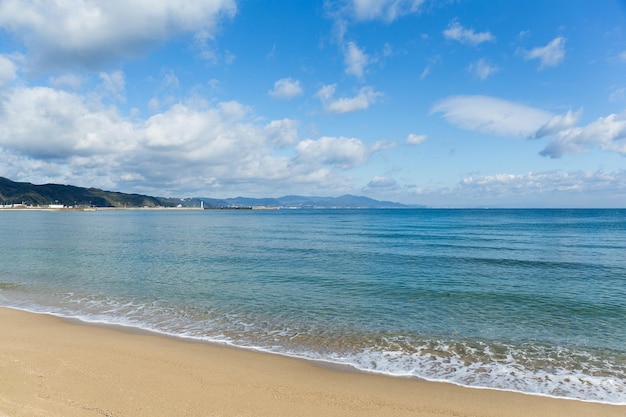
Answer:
1, 208, 625, 403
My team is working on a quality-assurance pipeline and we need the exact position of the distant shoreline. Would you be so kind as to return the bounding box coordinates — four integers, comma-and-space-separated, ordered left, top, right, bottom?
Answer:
0, 206, 204, 211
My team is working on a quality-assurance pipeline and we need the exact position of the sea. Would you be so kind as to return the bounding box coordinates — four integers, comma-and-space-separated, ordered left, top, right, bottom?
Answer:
0, 208, 625, 404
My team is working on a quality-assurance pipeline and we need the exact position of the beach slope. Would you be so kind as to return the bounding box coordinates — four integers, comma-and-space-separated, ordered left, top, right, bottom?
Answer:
0, 307, 623, 417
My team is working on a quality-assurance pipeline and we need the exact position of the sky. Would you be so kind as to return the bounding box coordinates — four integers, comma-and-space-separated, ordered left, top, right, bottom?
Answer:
1, 0, 626, 207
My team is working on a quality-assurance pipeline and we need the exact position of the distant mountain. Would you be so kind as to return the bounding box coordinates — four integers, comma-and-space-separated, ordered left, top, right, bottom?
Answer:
0, 177, 421, 209
0, 177, 172, 208
278, 194, 415, 208
197, 194, 421, 209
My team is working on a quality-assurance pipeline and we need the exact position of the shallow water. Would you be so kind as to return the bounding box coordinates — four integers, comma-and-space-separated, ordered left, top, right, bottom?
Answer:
1, 208, 625, 403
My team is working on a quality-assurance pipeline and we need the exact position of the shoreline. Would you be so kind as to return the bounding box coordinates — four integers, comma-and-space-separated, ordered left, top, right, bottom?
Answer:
0, 206, 203, 211
1, 307, 624, 417
9, 307, 624, 407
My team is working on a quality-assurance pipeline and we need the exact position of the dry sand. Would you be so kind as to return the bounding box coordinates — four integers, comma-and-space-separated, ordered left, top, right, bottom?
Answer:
0, 307, 623, 417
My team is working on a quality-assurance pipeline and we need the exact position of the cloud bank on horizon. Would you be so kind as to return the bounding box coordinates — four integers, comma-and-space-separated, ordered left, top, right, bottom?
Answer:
0, 0, 625, 207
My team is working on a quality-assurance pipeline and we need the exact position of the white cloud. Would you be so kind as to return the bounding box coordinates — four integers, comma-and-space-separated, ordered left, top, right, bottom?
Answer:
0, 55, 17, 86
217, 100, 250, 120
443, 20, 495, 46
316, 84, 337, 102
406, 133, 427, 145
540, 112, 626, 158
532, 109, 582, 139
0, 0, 237, 70
296, 136, 368, 169
367, 175, 397, 188
522, 37, 566, 69
417, 170, 626, 208
49, 73, 84, 90
140, 102, 270, 176
468, 58, 498, 80
268, 78, 303, 100
99, 71, 126, 102
371, 139, 396, 152
0, 83, 377, 197
459, 170, 626, 201
317, 85, 382, 113
0, 86, 136, 159
264, 119, 299, 148
434, 95, 626, 158
349, 0, 424, 22
432, 95, 553, 138
344, 41, 369, 78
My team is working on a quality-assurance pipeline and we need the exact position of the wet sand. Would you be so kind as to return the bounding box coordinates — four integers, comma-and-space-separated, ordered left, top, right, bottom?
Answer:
0, 307, 623, 417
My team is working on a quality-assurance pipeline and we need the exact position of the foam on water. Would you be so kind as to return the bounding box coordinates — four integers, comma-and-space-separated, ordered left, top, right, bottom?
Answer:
1, 287, 624, 405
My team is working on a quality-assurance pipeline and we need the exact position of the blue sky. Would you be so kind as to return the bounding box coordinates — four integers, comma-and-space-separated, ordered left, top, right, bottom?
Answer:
0, 0, 625, 207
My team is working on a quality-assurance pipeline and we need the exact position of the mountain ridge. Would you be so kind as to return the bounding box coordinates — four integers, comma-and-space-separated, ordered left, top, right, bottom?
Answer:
0, 177, 421, 209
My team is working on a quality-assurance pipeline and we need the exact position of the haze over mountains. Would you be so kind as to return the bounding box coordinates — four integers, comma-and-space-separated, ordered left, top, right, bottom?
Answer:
0, 177, 419, 209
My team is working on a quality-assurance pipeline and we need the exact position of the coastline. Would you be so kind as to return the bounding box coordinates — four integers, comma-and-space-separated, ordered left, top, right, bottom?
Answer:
0, 206, 203, 211
0, 307, 623, 417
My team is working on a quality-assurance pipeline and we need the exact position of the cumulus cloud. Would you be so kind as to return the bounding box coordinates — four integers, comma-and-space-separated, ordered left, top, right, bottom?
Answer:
268, 78, 303, 100
0, 81, 385, 197
468, 58, 498, 80
264, 119, 299, 148
432, 95, 553, 138
142, 102, 248, 152
317, 85, 382, 113
367, 175, 397, 188
522, 37, 566, 69
349, 0, 424, 22
296, 136, 368, 169
0, 84, 308, 194
0, 55, 17, 87
540, 112, 626, 158
49, 73, 84, 90
344, 41, 369, 78
0, 86, 136, 159
406, 133, 427, 145
0, 0, 237, 70
416, 170, 626, 207
138, 100, 289, 189
443, 20, 495, 46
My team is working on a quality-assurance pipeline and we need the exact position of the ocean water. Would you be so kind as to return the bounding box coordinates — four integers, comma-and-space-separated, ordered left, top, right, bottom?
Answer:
1, 208, 625, 404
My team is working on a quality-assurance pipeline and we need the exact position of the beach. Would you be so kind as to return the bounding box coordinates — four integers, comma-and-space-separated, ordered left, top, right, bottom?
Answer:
0, 307, 623, 417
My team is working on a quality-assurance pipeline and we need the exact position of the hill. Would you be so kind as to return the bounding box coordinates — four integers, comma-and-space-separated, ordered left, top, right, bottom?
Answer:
200, 194, 413, 208
0, 177, 171, 208
172, 194, 422, 209
0, 177, 420, 209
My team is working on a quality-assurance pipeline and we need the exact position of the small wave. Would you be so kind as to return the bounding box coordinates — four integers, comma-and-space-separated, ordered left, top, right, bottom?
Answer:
329, 339, 626, 405
1, 293, 624, 405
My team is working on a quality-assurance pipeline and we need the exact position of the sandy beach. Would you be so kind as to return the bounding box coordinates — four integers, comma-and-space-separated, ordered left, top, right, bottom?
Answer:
0, 307, 623, 417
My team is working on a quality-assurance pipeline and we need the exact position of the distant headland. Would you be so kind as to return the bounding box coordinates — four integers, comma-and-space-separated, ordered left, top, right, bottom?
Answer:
0, 177, 423, 210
